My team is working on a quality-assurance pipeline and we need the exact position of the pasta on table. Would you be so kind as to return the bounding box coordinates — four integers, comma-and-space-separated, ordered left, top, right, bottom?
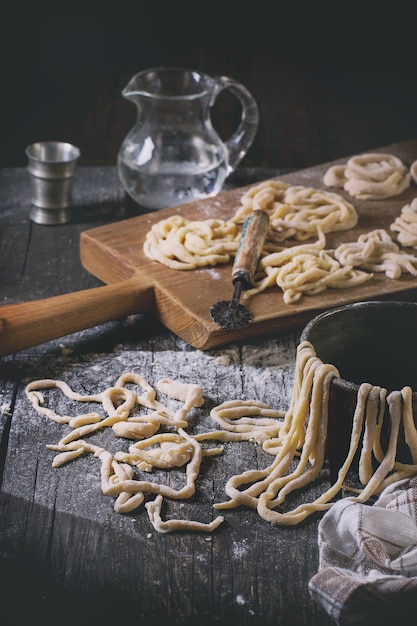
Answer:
144, 172, 417, 304
25, 341, 417, 532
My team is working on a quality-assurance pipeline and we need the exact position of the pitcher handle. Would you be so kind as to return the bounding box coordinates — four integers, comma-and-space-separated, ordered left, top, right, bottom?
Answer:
212, 76, 259, 174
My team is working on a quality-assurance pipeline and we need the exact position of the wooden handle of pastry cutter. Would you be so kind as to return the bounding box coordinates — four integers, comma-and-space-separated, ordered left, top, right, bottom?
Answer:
232, 210, 270, 287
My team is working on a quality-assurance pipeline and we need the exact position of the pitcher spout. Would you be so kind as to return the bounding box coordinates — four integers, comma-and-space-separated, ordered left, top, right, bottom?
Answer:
122, 73, 146, 102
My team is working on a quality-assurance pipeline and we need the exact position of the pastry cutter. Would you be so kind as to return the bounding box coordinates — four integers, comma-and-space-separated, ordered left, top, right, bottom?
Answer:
210, 209, 269, 330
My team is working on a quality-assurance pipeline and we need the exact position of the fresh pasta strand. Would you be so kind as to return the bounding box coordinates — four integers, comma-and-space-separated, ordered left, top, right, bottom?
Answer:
26, 375, 222, 532
25, 343, 417, 531
324, 153, 411, 199
145, 494, 224, 534
391, 198, 417, 248
335, 228, 417, 279
244, 231, 372, 304
143, 180, 358, 272
231, 181, 358, 241
141, 177, 417, 307
214, 342, 417, 526
143, 215, 241, 269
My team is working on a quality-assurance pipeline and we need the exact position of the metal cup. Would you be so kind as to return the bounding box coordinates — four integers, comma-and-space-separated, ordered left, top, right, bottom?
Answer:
26, 141, 80, 225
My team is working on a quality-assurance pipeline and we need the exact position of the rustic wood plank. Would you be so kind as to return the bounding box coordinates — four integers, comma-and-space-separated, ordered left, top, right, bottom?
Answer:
5, 159, 414, 626
0, 341, 333, 626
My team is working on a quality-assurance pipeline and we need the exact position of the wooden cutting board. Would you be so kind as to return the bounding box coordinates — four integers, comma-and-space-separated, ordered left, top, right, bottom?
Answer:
1, 139, 417, 356
79, 138, 417, 350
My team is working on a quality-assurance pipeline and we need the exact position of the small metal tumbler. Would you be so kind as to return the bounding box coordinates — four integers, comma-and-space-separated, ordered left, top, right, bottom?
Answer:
26, 141, 80, 225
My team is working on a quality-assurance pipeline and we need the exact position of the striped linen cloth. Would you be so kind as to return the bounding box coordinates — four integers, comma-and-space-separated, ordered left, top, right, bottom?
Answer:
309, 477, 417, 624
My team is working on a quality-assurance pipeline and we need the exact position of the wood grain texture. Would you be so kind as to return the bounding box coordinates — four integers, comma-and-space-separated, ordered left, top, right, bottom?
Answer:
3, 141, 416, 355
1, 341, 334, 626
80, 139, 417, 349
0, 164, 334, 626
1, 159, 416, 626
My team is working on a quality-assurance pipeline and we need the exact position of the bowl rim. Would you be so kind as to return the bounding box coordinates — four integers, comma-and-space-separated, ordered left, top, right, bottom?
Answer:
300, 300, 417, 395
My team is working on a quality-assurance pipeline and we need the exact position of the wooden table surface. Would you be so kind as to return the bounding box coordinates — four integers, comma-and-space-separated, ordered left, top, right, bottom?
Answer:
0, 164, 358, 626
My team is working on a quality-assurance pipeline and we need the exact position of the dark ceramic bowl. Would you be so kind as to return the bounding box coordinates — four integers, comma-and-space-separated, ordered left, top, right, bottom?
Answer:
300, 300, 417, 476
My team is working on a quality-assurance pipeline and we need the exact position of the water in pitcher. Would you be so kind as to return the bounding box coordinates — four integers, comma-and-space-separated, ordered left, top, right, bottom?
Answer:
117, 68, 259, 211
118, 141, 229, 210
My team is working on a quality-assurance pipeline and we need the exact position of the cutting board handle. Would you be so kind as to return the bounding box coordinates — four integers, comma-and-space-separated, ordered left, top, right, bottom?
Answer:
0, 277, 154, 357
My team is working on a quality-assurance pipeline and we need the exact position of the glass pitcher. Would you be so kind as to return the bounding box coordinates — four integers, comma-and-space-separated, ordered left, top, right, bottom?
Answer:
117, 67, 259, 210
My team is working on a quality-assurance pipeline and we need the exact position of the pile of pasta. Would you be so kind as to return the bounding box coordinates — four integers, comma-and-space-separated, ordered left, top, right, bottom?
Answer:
143, 215, 241, 271
230, 180, 358, 241
245, 226, 417, 304
215, 342, 417, 526
391, 197, 417, 248
143, 177, 417, 304
323, 152, 412, 199
26, 342, 417, 531
144, 181, 359, 269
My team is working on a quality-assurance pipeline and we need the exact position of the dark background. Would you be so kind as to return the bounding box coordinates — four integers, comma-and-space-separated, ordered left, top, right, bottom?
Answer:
1, 0, 416, 171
